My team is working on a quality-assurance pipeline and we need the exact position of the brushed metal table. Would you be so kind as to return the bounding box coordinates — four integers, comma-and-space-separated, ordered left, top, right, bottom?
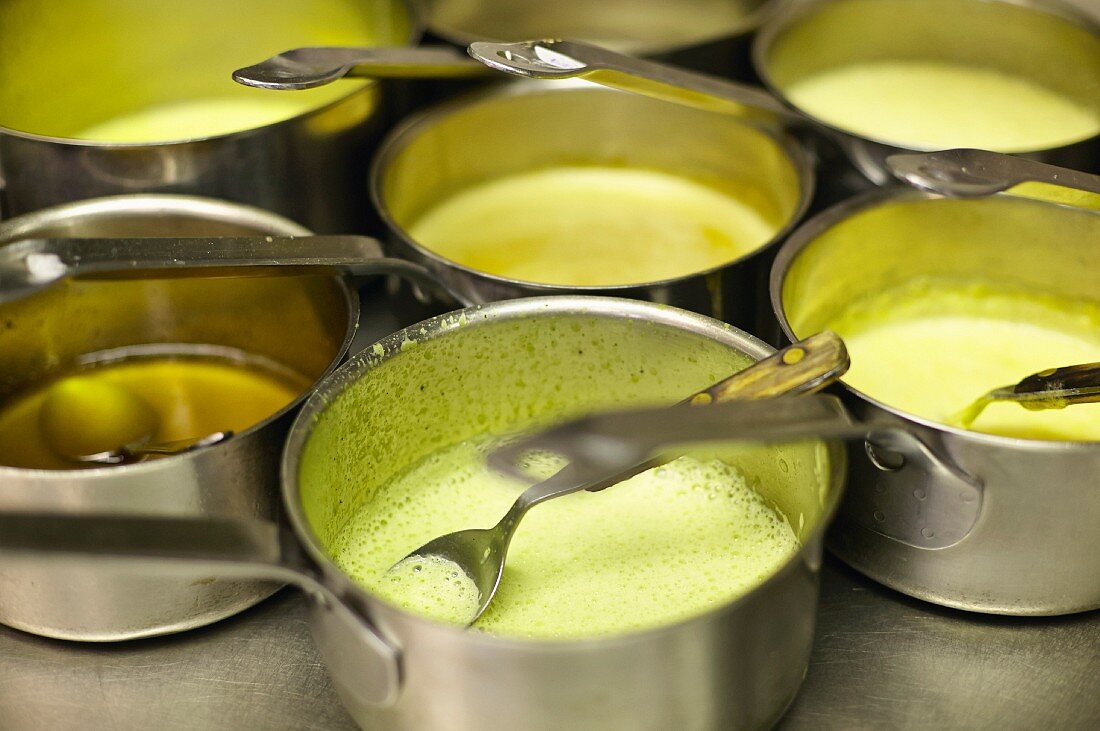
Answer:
1, 289, 1097, 730
1, 558, 1096, 730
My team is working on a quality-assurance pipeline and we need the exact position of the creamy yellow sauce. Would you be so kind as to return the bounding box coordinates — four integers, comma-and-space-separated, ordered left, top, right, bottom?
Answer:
333, 436, 800, 639
74, 96, 333, 142
0, 353, 309, 470
826, 280, 1100, 440
407, 166, 779, 286
785, 61, 1100, 152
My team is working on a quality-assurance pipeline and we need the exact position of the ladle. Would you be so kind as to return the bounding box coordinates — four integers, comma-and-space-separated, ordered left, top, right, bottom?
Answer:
234, 39, 794, 127
0, 234, 452, 305
466, 39, 797, 124
72, 432, 233, 466
232, 46, 491, 90
886, 149, 1100, 202
950, 362, 1100, 428
389, 330, 850, 625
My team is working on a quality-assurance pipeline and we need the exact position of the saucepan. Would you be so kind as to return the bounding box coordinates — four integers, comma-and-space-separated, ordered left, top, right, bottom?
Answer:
771, 150, 1100, 614
0, 297, 845, 729
0, 194, 459, 641
368, 80, 812, 329
0, 0, 421, 231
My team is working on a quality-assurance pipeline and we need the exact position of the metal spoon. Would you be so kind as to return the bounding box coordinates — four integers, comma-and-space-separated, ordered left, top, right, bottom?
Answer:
0, 234, 452, 305
37, 373, 232, 465
886, 148, 1100, 202
389, 331, 850, 625
467, 38, 800, 125
950, 362, 1100, 428
232, 46, 491, 90
72, 432, 234, 465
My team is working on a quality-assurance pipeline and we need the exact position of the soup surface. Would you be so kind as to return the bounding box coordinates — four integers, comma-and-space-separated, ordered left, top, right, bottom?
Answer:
74, 97, 329, 143
407, 166, 779, 286
0, 350, 309, 469
332, 435, 800, 639
825, 279, 1100, 440
784, 60, 1100, 151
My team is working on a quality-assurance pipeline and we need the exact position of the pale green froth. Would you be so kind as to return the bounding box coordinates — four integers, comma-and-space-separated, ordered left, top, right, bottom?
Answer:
332, 436, 800, 640
376, 556, 481, 627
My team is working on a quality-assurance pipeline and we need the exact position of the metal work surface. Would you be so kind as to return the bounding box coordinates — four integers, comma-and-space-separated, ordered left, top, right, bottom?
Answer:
0, 558, 1095, 730
0, 291, 1097, 730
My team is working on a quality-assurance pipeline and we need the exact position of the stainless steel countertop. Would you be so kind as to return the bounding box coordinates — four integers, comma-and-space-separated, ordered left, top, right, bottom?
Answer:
1, 288, 1097, 730
1, 558, 1096, 730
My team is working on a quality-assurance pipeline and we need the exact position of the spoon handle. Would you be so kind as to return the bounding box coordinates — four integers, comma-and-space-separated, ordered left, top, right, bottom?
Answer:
887, 149, 1100, 206
689, 331, 848, 404
507, 332, 850, 510
493, 395, 864, 493
468, 39, 800, 123
233, 46, 491, 90
1012, 362, 1100, 408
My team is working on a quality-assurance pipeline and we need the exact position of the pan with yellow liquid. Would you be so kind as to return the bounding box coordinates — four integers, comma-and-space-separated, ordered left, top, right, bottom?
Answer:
0, 195, 359, 641
371, 81, 812, 329
771, 156, 1100, 615
0, 0, 415, 231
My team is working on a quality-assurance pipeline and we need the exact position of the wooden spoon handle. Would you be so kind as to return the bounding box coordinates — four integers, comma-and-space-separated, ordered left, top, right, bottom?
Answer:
688, 331, 850, 405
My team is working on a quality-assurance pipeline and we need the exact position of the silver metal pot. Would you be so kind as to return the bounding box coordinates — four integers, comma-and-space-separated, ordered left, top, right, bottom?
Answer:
371, 82, 813, 332
1, 297, 844, 729
0, 0, 416, 231
0, 195, 361, 641
754, 0, 1100, 183
770, 188, 1100, 615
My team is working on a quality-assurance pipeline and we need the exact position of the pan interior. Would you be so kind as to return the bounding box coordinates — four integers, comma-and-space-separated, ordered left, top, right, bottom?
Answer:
760, 0, 1100, 151
781, 195, 1100, 440
297, 307, 836, 638
417, 0, 768, 54
0, 0, 411, 141
379, 86, 806, 286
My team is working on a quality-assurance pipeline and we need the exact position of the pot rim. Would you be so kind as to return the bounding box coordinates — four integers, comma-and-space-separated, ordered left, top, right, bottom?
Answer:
369, 79, 816, 292
751, 0, 1100, 156
0, 193, 360, 479
410, 0, 778, 58
281, 295, 847, 649
769, 186, 1100, 453
0, 0, 421, 146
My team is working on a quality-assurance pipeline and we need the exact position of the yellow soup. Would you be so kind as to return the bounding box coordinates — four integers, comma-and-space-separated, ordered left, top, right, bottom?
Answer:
407, 166, 780, 286
333, 436, 800, 639
826, 279, 1100, 440
74, 97, 330, 143
785, 61, 1100, 152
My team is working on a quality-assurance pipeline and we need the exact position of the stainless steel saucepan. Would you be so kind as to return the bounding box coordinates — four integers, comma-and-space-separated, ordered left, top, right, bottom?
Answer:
753, 0, 1100, 182
1, 297, 844, 729
367, 80, 813, 331
770, 152, 1100, 615
0, 0, 417, 231
0, 195, 457, 641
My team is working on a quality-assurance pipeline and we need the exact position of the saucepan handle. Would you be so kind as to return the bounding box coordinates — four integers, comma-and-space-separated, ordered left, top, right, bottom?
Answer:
0, 512, 404, 707
858, 429, 984, 549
